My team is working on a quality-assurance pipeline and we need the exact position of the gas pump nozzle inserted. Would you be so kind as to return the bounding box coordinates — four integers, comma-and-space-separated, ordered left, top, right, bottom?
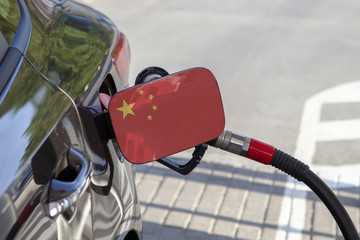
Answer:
103, 67, 359, 240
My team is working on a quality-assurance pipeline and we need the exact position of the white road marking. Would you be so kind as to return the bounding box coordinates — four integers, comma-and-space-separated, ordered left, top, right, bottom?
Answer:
295, 80, 360, 164
276, 80, 360, 240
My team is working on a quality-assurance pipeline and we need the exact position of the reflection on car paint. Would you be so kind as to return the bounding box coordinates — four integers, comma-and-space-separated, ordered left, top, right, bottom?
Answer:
1, 0, 141, 238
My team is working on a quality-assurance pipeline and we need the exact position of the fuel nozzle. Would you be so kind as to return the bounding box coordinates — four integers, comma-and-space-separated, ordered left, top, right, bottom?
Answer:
211, 130, 251, 157
210, 130, 274, 165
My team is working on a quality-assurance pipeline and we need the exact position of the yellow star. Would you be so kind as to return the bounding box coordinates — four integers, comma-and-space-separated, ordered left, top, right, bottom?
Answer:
152, 105, 158, 111
116, 99, 135, 119
148, 94, 154, 100
139, 89, 144, 95
147, 115, 153, 120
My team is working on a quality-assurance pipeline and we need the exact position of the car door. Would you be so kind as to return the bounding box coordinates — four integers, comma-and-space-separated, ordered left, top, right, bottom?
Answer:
0, 16, 96, 238
0, 0, 94, 239
1, 0, 141, 239
0, 48, 94, 240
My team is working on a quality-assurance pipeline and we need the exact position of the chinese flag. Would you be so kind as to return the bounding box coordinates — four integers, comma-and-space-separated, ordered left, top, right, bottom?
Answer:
109, 68, 225, 164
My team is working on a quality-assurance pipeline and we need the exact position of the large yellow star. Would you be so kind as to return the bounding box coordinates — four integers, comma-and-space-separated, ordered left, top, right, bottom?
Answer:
116, 99, 135, 119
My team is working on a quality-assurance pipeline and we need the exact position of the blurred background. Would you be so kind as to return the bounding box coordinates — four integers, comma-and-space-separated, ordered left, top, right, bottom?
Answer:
84, 1, 360, 239
84, 0, 360, 165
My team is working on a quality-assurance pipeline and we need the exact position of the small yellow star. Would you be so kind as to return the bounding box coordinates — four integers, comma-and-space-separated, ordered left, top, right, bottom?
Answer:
139, 89, 144, 95
152, 105, 158, 111
148, 94, 154, 100
147, 115, 153, 120
116, 99, 135, 119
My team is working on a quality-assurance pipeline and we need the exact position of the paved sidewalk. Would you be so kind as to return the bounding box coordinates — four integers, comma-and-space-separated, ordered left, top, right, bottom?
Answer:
135, 158, 360, 240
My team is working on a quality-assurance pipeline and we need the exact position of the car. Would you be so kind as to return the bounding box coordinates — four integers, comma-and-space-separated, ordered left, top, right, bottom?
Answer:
0, 0, 142, 239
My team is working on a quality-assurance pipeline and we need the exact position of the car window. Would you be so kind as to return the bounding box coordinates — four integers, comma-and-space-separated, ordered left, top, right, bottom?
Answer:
0, 0, 31, 96
0, 0, 20, 44
0, 32, 8, 62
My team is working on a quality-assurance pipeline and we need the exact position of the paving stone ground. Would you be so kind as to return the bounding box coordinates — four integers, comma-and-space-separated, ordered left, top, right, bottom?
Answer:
135, 159, 360, 240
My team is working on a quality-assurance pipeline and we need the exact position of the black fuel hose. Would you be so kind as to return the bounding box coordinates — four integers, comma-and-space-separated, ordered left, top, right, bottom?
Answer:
211, 131, 359, 239
270, 149, 359, 240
